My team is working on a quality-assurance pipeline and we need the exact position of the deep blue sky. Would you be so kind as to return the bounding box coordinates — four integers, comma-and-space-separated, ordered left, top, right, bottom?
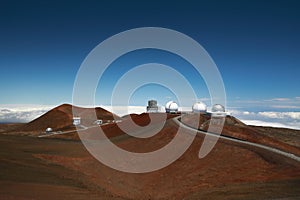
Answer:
1, 0, 300, 111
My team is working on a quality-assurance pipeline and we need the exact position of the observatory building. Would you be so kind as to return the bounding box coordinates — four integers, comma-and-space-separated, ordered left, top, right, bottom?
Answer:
192, 102, 207, 113
46, 127, 53, 133
73, 117, 81, 126
165, 101, 179, 113
211, 104, 226, 117
147, 100, 159, 113
94, 119, 103, 125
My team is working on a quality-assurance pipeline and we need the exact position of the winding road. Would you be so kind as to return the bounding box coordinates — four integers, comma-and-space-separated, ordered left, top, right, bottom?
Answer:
173, 115, 300, 162
38, 115, 300, 162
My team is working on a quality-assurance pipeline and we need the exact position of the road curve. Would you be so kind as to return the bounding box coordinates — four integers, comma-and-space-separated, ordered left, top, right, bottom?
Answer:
38, 124, 97, 138
38, 115, 300, 162
173, 116, 300, 162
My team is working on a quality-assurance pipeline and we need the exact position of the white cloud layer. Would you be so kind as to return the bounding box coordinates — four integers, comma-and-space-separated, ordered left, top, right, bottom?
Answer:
0, 105, 55, 123
240, 120, 298, 130
229, 109, 300, 130
101, 105, 147, 116
258, 112, 300, 119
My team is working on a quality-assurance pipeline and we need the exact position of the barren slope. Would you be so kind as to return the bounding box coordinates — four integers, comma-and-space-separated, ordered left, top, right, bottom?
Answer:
1, 111, 300, 199
9, 104, 120, 135
33, 114, 300, 199
181, 113, 300, 156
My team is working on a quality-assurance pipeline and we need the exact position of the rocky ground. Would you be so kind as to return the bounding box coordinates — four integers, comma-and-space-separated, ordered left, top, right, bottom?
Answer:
0, 105, 299, 199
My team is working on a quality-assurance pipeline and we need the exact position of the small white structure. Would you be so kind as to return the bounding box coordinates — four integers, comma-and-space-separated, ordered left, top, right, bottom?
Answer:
94, 119, 103, 125
73, 117, 81, 126
46, 127, 53, 133
211, 104, 226, 117
165, 101, 179, 113
192, 102, 207, 113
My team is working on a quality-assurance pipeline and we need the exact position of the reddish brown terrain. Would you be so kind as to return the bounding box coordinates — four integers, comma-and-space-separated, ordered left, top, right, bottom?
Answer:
0, 104, 300, 199
181, 113, 300, 156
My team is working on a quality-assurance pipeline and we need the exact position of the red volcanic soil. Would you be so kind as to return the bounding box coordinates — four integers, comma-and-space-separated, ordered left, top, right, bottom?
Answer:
250, 125, 300, 148
0, 134, 124, 200
1, 107, 300, 199
1, 117, 299, 199
123, 112, 180, 126
0, 123, 23, 133
10, 104, 120, 135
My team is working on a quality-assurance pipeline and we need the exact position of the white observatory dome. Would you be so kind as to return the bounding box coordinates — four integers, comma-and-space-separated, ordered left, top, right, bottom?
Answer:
46, 127, 53, 133
165, 101, 173, 108
169, 102, 178, 110
192, 102, 207, 112
165, 101, 179, 113
211, 104, 225, 112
